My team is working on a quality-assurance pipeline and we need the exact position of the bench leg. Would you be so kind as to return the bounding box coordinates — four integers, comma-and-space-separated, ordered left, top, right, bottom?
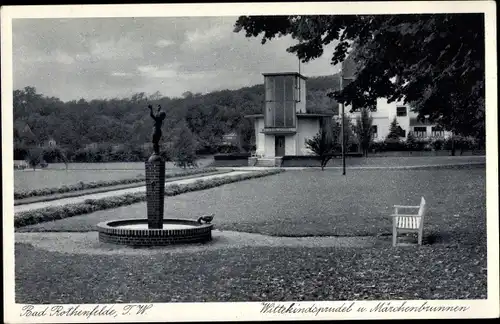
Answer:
418, 230, 423, 245
392, 225, 397, 247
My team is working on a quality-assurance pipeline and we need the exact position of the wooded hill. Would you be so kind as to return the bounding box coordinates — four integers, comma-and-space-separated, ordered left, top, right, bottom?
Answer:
14, 74, 340, 154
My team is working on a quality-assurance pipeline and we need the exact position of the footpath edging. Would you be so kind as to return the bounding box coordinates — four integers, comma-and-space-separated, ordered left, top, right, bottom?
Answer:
14, 170, 231, 206
14, 167, 220, 200
14, 169, 284, 228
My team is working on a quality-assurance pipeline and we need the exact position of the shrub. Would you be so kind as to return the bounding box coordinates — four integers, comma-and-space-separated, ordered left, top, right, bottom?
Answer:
305, 117, 338, 170
430, 137, 444, 151
384, 137, 406, 151
369, 141, 386, 153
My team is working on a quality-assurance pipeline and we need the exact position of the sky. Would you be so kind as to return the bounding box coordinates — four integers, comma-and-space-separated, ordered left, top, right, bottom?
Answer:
13, 17, 340, 102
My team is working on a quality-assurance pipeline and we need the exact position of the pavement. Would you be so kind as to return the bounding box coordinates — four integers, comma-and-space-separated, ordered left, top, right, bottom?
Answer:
14, 170, 252, 214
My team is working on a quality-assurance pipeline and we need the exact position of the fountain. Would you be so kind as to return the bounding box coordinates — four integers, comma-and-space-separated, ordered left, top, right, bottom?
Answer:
97, 104, 213, 246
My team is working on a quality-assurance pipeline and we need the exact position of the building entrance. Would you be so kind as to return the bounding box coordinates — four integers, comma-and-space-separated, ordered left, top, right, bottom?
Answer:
275, 136, 285, 157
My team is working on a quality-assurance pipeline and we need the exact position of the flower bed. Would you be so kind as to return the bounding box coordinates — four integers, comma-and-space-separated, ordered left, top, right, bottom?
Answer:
14, 168, 218, 200
14, 169, 284, 228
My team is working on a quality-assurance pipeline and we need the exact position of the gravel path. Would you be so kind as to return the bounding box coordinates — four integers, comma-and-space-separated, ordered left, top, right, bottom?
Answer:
15, 230, 382, 256
14, 171, 252, 214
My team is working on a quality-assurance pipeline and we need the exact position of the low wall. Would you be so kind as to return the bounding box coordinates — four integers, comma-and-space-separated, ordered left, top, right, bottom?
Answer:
281, 156, 322, 167
210, 159, 249, 167
210, 153, 252, 167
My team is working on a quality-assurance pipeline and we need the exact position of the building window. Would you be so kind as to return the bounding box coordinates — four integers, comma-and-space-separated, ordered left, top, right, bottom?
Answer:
431, 126, 445, 137
264, 75, 296, 128
413, 126, 427, 138
372, 125, 378, 138
396, 106, 407, 117
295, 76, 301, 102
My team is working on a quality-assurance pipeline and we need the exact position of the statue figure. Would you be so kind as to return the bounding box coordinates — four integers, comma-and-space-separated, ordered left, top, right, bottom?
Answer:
148, 104, 166, 155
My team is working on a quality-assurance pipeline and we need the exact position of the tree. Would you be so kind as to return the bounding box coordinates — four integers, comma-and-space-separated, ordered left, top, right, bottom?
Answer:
305, 117, 337, 170
234, 14, 485, 140
42, 146, 69, 170
384, 117, 405, 151
25, 147, 44, 171
387, 117, 402, 140
354, 108, 374, 157
337, 115, 356, 153
172, 122, 198, 169
406, 131, 417, 151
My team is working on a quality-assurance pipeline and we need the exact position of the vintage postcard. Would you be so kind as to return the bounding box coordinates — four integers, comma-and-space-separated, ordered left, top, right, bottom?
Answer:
2, 1, 498, 323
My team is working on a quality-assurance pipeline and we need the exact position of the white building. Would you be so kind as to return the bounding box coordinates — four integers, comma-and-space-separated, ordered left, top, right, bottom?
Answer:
341, 54, 451, 142
345, 99, 452, 141
245, 72, 333, 165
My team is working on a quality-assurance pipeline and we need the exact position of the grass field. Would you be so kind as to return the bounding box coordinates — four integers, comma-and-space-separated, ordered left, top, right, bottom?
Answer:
15, 166, 487, 303
44, 156, 215, 170
14, 157, 215, 191
14, 169, 145, 191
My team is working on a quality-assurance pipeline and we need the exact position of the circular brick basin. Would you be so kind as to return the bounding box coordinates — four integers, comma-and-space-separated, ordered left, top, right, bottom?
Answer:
97, 218, 213, 246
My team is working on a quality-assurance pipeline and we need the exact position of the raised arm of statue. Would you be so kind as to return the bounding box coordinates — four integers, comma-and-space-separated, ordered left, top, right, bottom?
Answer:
148, 105, 155, 120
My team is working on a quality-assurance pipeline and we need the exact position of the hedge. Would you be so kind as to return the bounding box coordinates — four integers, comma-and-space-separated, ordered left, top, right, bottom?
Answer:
213, 153, 251, 160
14, 169, 284, 228
14, 168, 218, 200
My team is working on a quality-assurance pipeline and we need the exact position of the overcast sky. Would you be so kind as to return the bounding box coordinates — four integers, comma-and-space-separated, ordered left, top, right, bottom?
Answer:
12, 17, 340, 102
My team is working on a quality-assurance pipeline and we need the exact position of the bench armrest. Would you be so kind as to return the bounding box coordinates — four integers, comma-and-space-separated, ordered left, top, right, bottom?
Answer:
390, 214, 421, 217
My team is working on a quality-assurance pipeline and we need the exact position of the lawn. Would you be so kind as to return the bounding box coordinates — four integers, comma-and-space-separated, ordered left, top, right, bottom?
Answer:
19, 166, 486, 246
43, 157, 214, 170
15, 243, 486, 303
14, 169, 145, 191
14, 157, 215, 191
14, 166, 487, 303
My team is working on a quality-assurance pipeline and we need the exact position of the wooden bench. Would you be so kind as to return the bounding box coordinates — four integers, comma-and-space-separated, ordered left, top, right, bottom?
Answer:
390, 197, 427, 246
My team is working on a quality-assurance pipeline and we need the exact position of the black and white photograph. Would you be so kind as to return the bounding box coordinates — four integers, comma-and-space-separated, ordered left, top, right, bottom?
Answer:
2, 2, 498, 322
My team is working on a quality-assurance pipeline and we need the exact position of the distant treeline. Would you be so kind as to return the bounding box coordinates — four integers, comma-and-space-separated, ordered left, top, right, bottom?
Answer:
13, 75, 340, 159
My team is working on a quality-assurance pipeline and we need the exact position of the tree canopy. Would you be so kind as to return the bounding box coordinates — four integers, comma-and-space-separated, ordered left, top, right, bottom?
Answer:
234, 14, 485, 140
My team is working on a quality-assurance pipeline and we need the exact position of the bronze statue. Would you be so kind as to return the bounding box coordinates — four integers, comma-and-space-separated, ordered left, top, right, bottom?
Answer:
148, 104, 166, 155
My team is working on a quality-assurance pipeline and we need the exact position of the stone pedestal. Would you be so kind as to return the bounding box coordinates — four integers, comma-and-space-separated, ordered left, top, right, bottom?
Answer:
145, 154, 165, 229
